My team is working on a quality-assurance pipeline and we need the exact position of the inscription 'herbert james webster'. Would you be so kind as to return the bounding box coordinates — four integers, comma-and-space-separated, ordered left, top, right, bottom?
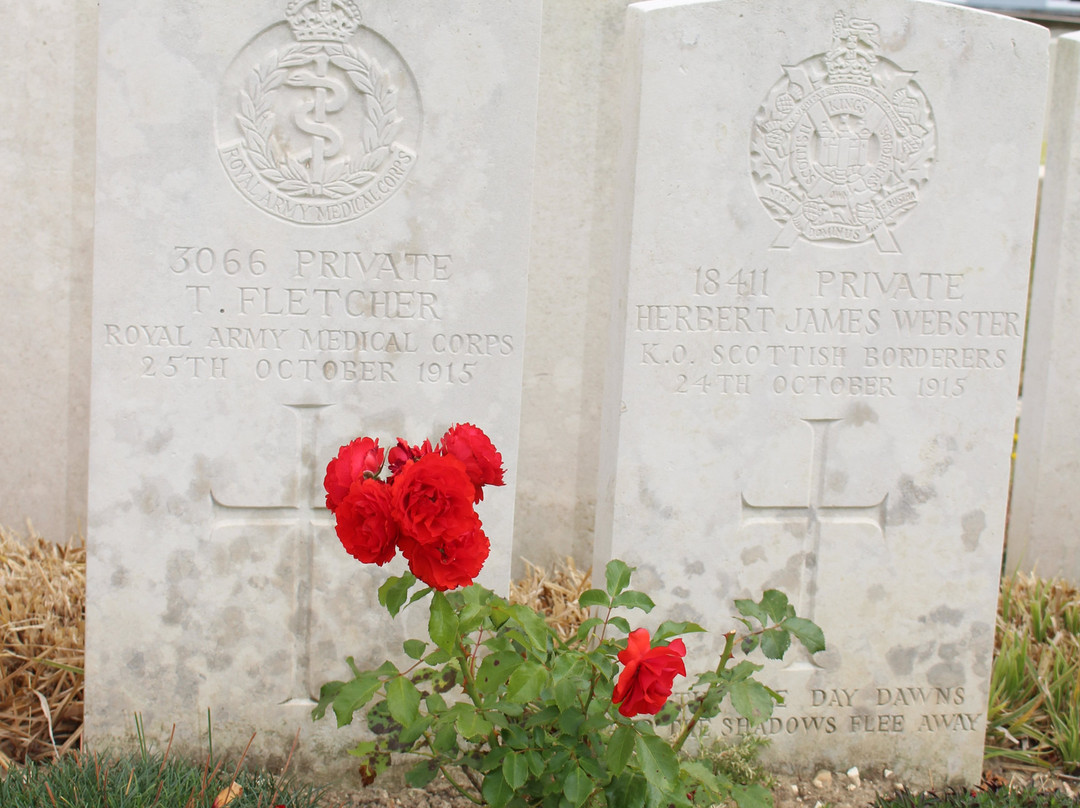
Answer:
87, 0, 541, 772
598, 0, 1046, 786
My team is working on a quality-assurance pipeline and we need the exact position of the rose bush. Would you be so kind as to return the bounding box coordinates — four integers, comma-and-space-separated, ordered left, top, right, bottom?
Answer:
316, 426, 823, 808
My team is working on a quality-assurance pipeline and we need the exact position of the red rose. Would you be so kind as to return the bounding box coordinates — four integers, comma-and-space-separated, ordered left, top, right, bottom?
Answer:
611, 628, 686, 717
398, 521, 490, 590
439, 423, 505, 502
334, 477, 399, 566
390, 453, 477, 545
324, 437, 384, 512
387, 437, 434, 476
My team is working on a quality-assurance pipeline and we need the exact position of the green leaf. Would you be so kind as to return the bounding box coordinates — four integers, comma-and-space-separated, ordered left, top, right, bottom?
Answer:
609, 616, 631, 635
424, 648, 451, 665
405, 760, 440, 788
652, 620, 706, 643
732, 784, 774, 808
403, 639, 427, 660
378, 573, 416, 617
312, 679, 344, 720
653, 700, 680, 727
781, 616, 826, 654
554, 677, 581, 712
605, 560, 633, 597
760, 589, 790, 623
607, 773, 648, 808
506, 661, 549, 703
612, 591, 655, 612
634, 733, 678, 790
734, 598, 767, 626
431, 721, 458, 754
502, 752, 530, 790
456, 708, 493, 739
506, 603, 554, 652
579, 589, 611, 609
729, 679, 776, 726
476, 651, 524, 696
385, 676, 422, 726
563, 765, 593, 807
760, 628, 791, 660
429, 591, 459, 652
331, 672, 382, 728
606, 724, 635, 776
482, 769, 515, 808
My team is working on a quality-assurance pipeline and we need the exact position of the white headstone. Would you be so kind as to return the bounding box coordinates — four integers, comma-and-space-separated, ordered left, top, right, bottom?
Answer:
597, 0, 1046, 785
0, 0, 96, 541
86, 0, 540, 771
1008, 32, 1080, 584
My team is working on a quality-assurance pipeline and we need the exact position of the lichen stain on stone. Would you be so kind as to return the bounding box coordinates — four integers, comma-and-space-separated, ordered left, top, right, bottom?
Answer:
928, 605, 964, 626
741, 545, 766, 565
685, 560, 705, 576
867, 584, 885, 602
827, 470, 848, 495
763, 551, 804, 595
960, 510, 986, 552
111, 565, 128, 587
886, 645, 917, 675
146, 427, 174, 454
188, 455, 214, 499
673, 586, 690, 599
847, 402, 878, 427
126, 651, 145, 675
163, 549, 198, 627
927, 643, 965, 687
134, 480, 162, 515
888, 476, 936, 525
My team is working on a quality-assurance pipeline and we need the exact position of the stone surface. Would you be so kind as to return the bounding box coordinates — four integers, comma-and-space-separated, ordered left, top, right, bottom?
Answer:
597, 0, 1046, 786
1008, 31, 1080, 584
0, 0, 96, 541
513, 0, 641, 572
86, 0, 539, 773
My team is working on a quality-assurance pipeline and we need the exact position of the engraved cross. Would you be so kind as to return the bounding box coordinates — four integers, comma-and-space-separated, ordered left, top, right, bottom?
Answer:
740, 417, 887, 627
210, 403, 333, 706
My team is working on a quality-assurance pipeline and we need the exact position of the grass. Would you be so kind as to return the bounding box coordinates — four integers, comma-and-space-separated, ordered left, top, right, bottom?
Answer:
985, 573, 1080, 774
0, 716, 327, 808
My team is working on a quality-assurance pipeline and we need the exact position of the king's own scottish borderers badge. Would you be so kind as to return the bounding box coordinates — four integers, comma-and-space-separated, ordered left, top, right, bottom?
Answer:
215, 0, 420, 225
750, 12, 935, 252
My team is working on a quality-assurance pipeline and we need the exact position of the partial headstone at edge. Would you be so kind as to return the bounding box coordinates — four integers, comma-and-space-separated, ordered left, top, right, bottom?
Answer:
597, 0, 1046, 786
1008, 31, 1080, 585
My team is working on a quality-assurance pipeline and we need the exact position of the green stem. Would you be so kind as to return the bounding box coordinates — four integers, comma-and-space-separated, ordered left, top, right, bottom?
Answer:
672, 631, 737, 752
439, 766, 483, 805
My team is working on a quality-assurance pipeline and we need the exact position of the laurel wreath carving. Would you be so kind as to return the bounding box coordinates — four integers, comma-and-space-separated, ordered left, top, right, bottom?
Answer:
236, 42, 404, 200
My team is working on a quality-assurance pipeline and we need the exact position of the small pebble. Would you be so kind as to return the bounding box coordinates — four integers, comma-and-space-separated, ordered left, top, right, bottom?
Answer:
814, 801, 825, 808
790, 784, 800, 796
846, 766, 861, 788
812, 770, 833, 789
884, 769, 894, 780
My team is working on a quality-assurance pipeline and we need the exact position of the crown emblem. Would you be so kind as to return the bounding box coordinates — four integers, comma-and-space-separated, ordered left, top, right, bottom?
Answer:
285, 0, 362, 42
825, 11, 879, 86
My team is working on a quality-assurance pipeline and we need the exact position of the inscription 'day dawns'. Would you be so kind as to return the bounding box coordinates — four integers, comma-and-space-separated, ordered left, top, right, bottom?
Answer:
750, 12, 936, 252
215, 0, 421, 225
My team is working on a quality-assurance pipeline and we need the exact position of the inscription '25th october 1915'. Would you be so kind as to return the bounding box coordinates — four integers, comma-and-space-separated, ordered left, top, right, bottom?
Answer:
100, 245, 515, 385
637, 267, 1021, 399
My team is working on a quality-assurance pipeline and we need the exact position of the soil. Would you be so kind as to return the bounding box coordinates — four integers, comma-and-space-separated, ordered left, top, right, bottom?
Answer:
319, 763, 1080, 808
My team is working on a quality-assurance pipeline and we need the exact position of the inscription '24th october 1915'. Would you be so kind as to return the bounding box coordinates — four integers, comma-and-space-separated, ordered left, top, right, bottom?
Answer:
636, 266, 1021, 399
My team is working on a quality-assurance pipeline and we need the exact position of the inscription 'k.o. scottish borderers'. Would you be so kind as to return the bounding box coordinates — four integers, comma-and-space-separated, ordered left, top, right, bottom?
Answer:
216, 0, 420, 225
750, 12, 936, 252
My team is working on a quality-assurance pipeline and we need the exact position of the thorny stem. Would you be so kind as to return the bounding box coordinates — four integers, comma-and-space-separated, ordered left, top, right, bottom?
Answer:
440, 765, 483, 805
672, 631, 737, 753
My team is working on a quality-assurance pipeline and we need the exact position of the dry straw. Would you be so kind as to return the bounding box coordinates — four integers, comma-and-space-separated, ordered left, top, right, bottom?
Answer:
0, 522, 85, 765
508, 557, 592, 642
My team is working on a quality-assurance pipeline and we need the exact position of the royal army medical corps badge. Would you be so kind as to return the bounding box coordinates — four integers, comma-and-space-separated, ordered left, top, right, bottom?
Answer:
215, 0, 420, 225
750, 12, 936, 252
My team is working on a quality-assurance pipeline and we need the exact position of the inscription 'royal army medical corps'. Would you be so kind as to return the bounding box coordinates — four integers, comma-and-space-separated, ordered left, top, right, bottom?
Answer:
216, 0, 420, 224
750, 12, 936, 252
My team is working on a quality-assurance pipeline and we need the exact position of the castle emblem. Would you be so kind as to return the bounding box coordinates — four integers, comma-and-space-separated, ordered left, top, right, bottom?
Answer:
215, 0, 420, 225
750, 12, 935, 252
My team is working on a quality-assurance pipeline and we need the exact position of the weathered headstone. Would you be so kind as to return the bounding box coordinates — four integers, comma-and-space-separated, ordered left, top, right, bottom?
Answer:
86, 0, 540, 771
1008, 32, 1080, 584
0, 0, 96, 541
597, 0, 1046, 785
